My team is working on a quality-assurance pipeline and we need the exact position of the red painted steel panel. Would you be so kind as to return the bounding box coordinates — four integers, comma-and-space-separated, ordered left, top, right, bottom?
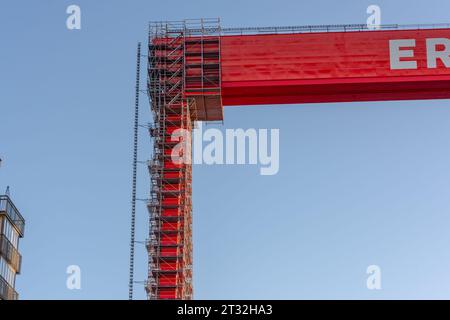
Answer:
161, 221, 183, 231
161, 234, 180, 245
161, 209, 180, 217
219, 29, 450, 105
163, 161, 182, 170
163, 172, 182, 180
159, 274, 178, 285
160, 247, 180, 257
158, 288, 177, 299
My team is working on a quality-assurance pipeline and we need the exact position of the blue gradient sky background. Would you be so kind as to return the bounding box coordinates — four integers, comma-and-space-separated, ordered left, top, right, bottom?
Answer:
2, 0, 450, 299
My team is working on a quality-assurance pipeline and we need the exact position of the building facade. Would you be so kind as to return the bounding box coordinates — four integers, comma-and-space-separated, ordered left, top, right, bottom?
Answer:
0, 195, 25, 300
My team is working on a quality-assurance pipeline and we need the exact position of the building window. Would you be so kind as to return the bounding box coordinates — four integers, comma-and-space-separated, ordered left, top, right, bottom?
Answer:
2, 218, 19, 249
0, 256, 15, 287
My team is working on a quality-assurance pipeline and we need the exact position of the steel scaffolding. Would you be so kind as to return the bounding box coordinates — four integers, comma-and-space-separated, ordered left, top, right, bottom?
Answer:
146, 19, 221, 300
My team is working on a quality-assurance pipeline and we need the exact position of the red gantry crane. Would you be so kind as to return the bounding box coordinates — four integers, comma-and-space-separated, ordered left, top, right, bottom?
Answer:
145, 19, 450, 299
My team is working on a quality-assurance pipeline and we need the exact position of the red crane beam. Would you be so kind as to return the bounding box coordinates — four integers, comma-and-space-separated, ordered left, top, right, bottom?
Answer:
220, 28, 450, 106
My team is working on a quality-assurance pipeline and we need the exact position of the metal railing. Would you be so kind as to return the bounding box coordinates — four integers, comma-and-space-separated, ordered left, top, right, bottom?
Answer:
149, 19, 450, 36
0, 195, 25, 236
218, 23, 450, 35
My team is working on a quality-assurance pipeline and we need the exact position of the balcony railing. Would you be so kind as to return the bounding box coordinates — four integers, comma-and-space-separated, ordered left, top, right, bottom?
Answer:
0, 275, 18, 300
0, 234, 22, 273
0, 195, 25, 236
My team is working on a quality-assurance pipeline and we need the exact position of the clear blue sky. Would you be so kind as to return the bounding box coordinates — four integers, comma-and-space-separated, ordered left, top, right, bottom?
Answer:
1, 0, 450, 299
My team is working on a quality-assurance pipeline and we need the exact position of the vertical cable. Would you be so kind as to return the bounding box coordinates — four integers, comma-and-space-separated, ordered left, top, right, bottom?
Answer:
129, 42, 141, 300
